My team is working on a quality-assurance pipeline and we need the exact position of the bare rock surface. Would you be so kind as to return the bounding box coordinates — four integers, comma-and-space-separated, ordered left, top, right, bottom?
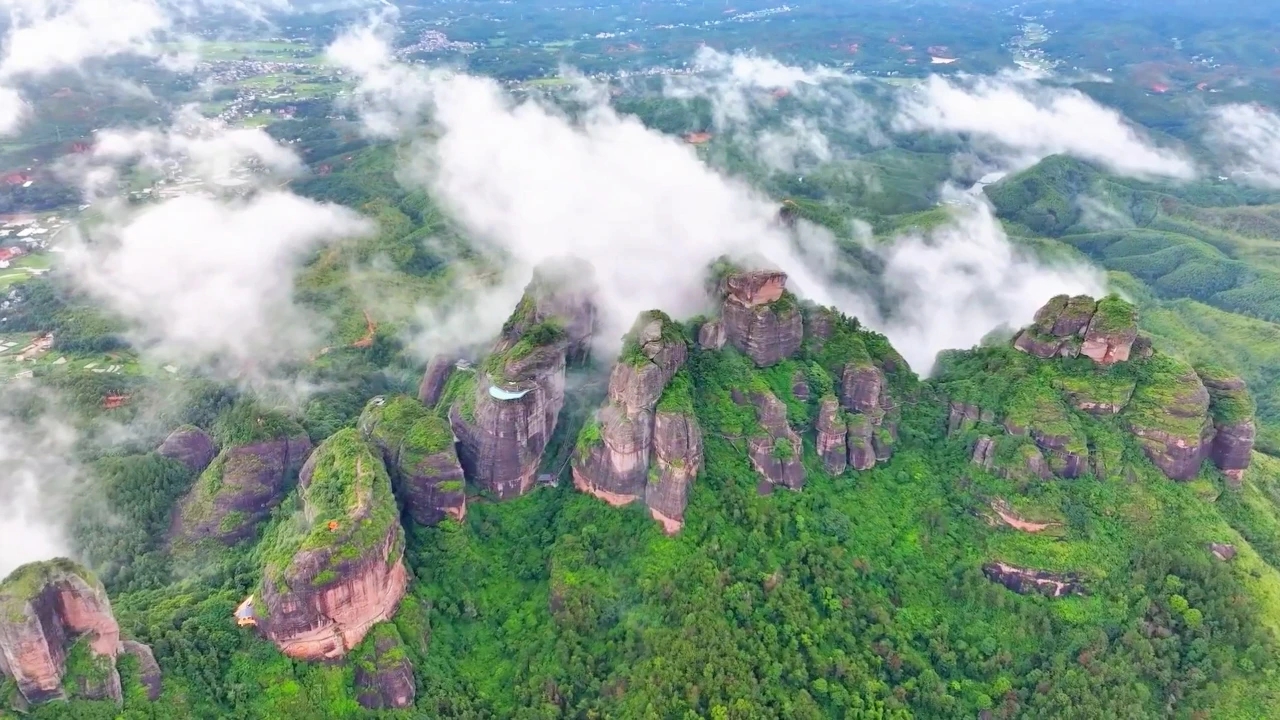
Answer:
257, 430, 408, 661
746, 389, 805, 490
417, 355, 457, 408
645, 409, 704, 534
575, 312, 690, 513
720, 270, 803, 367
353, 624, 416, 710
0, 559, 131, 706
156, 425, 217, 474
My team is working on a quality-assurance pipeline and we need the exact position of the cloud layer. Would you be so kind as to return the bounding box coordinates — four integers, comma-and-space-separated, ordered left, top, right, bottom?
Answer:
895, 73, 1196, 180
332, 26, 1102, 373
1206, 103, 1280, 189
0, 409, 81, 578
58, 110, 371, 386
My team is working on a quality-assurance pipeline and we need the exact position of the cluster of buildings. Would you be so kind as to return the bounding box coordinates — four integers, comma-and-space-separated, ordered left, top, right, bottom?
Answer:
397, 30, 477, 55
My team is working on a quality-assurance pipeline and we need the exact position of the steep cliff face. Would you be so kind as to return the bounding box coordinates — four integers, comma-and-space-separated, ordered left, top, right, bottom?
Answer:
1125, 356, 1216, 482
983, 562, 1084, 598
815, 398, 848, 475
837, 361, 899, 469
574, 312, 687, 506
352, 623, 415, 710
959, 295, 1222, 484
719, 270, 803, 367
172, 408, 312, 546
0, 559, 139, 706
120, 640, 162, 701
1198, 366, 1257, 487
746, 389, 805, 490
156, 425, 217, 474
452, 265, 595, 499
644, 372, 704, 533
417, 355, 457, 408
360, 395, 466, 525
1013, 294, 1136, 366
257, 430, 408, 661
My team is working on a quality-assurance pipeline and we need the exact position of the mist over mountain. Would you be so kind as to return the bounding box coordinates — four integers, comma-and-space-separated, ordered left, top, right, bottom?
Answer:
1, 1, 1280, 717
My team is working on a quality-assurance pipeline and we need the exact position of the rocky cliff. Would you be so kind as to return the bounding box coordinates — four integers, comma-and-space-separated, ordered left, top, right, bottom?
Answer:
451, 264, 595, 499
0, 559, 147, 706
156, 425, 217, 474
983, 562, 1085, 598
256, 429, 408, 661
746, 389, 805, 490
718, 270, 803, 367
352, 623, 415, 710
417, 355, 457, 408
1013, 294, 1137, 365
172, 407, 311, 546
1124, 355, 1216, 482
574, 311, 687, 507
815, 398, 847, 475
360, 395, 466, 525
1198, 365, 1257, 487
951, 295, 1223, 484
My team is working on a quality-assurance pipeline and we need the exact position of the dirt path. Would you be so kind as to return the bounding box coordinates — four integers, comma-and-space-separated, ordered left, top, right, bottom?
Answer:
991, 499, 1059, 533
352, 310, 377, 349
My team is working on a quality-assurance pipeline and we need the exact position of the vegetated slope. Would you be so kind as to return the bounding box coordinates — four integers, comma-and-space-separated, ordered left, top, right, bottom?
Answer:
988, 156, 1280, 452
25, 269, 1280, 719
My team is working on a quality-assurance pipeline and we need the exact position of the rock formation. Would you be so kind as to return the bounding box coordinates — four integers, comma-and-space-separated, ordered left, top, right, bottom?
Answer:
971, 436, 996, 470
697, 319, 726, 350
120, 641, 162, 701
172, 421, 313, 545
1125, 356, 1216, 482
257, 430, 408, 661
352, 624, 415, 710
417, 355, 457, 408
645, 406, 704, 534
360, 395, 466, 525
156, 425, 217, 474
0, 559, 152, 706
983, 562, 1084, 598
719, 270, 803, 367
1199, 366, 1257, 488
452, 263, 596, 499
1013, 295, 1137, 366
815, 398, 848, 475
746, 389, 805, 490
837, 361, 898, 469
947, 402, 994, 436
574, 312, 701, 531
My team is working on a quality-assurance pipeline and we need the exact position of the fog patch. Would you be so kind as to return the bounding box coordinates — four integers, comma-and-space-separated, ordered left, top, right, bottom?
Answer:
1205, 103, 1280, 189
895, 72, 1195, 180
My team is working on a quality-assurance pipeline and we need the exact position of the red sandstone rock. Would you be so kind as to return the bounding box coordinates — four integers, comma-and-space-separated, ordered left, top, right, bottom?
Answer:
0, 559, 140, 706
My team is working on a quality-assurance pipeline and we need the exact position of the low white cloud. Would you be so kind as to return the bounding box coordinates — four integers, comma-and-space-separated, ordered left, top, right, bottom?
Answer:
68, 104, 303, 194
63, 192, 371, 381
332, 27, 850, 354
895, 73, 1196, 180
661, 47, 884, 172
332, 27, 1097, 374
871, 192, 1105, 372
0, 0, 300, 136
1206, 103, 1280, 189
326, 12, 436, 139
0, 410, 81, 578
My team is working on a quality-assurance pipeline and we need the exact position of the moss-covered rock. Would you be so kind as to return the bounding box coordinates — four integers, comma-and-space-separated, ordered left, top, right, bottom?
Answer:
257, 429, 408, 660
1198, 364, 1257, 486
360, 395, 466, 525
352, 623, 415, 710
1124, 354, 1215, 481
0, 559, 126, 706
